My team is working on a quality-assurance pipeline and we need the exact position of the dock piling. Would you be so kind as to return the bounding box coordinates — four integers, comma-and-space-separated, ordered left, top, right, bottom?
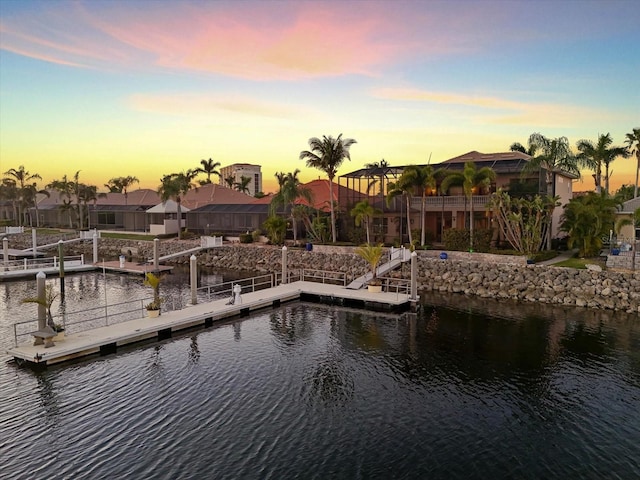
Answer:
282, 246, 288, 284
190, 254, 197, 305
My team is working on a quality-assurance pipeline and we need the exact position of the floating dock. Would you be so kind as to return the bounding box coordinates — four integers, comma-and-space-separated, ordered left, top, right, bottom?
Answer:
7, 281, 411, 366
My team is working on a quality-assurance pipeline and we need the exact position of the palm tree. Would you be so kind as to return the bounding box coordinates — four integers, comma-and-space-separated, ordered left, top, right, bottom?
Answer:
77, 184, 101, 229
47, 174, 75, 228
23, 182, 50, 227
386, 174, 414, 245
0, 178, 19, 224
402, 165, 441, 246
196, 158, 221, 185
224, 175, 235, 189
509, 142, 538, 156
3, 165, 42, 226
234, 176, 252, 194
364, 159, 390, 208
560, 192, 620, 257
158, 170, 197, 240
577, 133, 628, 195
300, 134, 357, 243
270, 169, 314, 244
441, 162, 496, 251
105, 176, 140, 204
350, 200, 378, 244
625, 128, 640, 198
521, 133, 577, 194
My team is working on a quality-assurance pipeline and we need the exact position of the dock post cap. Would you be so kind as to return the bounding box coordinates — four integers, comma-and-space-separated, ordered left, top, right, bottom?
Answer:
282, 246, 287, 251
36, 271, 46, 278
411, 251, 417, 257
58, 239, 63, 244
190, 254, 197, 260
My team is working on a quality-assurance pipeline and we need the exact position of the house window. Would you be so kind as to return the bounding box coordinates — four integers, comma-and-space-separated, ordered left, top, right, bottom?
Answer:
98, 212, 116, 225
239, 214, 252, 228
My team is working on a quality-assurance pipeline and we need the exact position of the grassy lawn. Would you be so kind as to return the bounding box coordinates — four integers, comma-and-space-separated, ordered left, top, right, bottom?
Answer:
553, 256, 606, 269
100, 232, 159, 241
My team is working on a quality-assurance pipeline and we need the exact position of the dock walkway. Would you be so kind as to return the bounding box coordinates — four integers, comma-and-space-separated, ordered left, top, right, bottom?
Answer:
7, 281, 411, 366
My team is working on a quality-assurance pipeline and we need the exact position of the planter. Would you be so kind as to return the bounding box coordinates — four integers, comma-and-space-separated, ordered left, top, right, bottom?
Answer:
368, 284, 382, 293
147, 309, 160, 318
53, 331, 65, 341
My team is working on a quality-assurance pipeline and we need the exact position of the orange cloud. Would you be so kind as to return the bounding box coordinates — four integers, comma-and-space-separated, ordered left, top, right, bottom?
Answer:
370, 86, 601, 128
128, 92, 309, 119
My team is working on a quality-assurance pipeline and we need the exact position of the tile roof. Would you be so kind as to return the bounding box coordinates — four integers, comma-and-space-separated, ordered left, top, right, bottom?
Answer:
181, 183, 256, 209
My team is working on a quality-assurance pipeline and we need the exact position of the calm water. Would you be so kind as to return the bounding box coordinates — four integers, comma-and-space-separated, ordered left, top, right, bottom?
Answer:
1, 273, 639, 479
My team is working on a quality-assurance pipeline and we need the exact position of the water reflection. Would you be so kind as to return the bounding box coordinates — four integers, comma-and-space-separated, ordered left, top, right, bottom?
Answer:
1, 298, 639, 479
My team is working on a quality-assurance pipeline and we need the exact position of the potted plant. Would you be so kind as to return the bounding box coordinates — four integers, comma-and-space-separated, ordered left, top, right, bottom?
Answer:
143, 272, 163, 317
355, 243, 384, 293
22, 284, 65, 339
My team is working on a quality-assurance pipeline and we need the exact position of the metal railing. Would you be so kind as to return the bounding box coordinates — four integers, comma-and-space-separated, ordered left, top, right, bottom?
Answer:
411, 195, 491, 209
11, 268, 409, 347
196, 274, 275, 302
1, 255, 85, 272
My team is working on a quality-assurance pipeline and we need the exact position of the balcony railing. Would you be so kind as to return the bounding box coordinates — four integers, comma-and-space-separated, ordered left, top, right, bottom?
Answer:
410, 195, 491, 210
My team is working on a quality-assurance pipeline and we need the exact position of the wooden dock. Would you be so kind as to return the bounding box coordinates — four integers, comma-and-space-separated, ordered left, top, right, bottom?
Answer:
99, 260, 174, 275
7, 281, 411, 366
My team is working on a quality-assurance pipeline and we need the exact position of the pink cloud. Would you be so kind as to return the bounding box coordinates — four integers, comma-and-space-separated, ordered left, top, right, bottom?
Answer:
0, 1, 493, 80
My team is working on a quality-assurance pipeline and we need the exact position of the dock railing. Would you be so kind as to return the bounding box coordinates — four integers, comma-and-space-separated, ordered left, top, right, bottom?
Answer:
2, 255, 85, 272
11, 269, 407, 347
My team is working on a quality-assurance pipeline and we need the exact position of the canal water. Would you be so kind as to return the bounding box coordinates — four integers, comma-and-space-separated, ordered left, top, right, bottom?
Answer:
1, 270, 639, 479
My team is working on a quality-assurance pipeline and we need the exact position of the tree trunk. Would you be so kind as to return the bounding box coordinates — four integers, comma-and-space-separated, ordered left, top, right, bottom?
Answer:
406, 195, 413, 245
420, 193, 426, 246
328, 178, 336, 243
469, 194, 474, 251
177, 200, 182, 240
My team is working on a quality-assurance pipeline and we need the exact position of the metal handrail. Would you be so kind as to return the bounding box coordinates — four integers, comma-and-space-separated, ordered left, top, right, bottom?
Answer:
1, 255, 85, 272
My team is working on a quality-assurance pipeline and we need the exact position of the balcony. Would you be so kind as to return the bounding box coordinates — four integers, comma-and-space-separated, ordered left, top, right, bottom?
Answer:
410, 195, 491, 211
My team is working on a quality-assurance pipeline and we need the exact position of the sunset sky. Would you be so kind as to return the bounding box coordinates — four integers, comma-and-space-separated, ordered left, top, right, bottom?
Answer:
1, 0, 638, 194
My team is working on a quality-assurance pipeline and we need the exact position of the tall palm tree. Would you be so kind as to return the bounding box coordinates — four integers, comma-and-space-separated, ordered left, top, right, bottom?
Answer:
364, 159, 390, 209
402, 165, 442, 246
47, 174, 75, 228
234, 176, 252, 194
577, 133, 628, 195
0, 178, 19, 224
23, 182, 50, 227
441, 162, 496, 251
300, 134, 357, 243
522, 133, 577, 195
105, 176, 140, 204
509, 142, 538, 156
77, 184, 101, 229
386, 174, 414, 245
270, 169, 314, 244
158, 170, 197, 240
224, 175, 235, 189
350, 200, 378, 244
196, 158, 221, 185
625, 128, 640, 198
3, 165, 42, 226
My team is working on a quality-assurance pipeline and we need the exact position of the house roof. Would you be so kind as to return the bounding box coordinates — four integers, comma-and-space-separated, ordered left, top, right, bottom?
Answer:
341, 150, 579, 180
190, 203, 270, 213
147, 200, 191, 213
37, 188, 161, 207
620, 197, 640, 213
441, 151, 579, 179
181, 183, 255, 209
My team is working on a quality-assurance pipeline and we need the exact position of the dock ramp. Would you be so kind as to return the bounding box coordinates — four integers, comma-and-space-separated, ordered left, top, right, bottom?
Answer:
347, 247, 412, 289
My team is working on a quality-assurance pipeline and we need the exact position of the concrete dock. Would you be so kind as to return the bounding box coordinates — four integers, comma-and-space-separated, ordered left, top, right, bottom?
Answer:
7, 281, 411, 366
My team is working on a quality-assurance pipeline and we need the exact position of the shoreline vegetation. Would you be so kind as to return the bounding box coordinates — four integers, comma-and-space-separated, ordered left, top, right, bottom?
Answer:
4, 232, 639, 314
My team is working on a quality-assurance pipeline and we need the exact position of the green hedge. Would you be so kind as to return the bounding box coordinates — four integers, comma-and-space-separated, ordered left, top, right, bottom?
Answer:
443, 228, 493, 252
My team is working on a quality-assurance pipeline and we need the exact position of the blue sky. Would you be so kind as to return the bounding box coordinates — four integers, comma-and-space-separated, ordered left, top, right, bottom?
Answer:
1, 0, 638, 193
